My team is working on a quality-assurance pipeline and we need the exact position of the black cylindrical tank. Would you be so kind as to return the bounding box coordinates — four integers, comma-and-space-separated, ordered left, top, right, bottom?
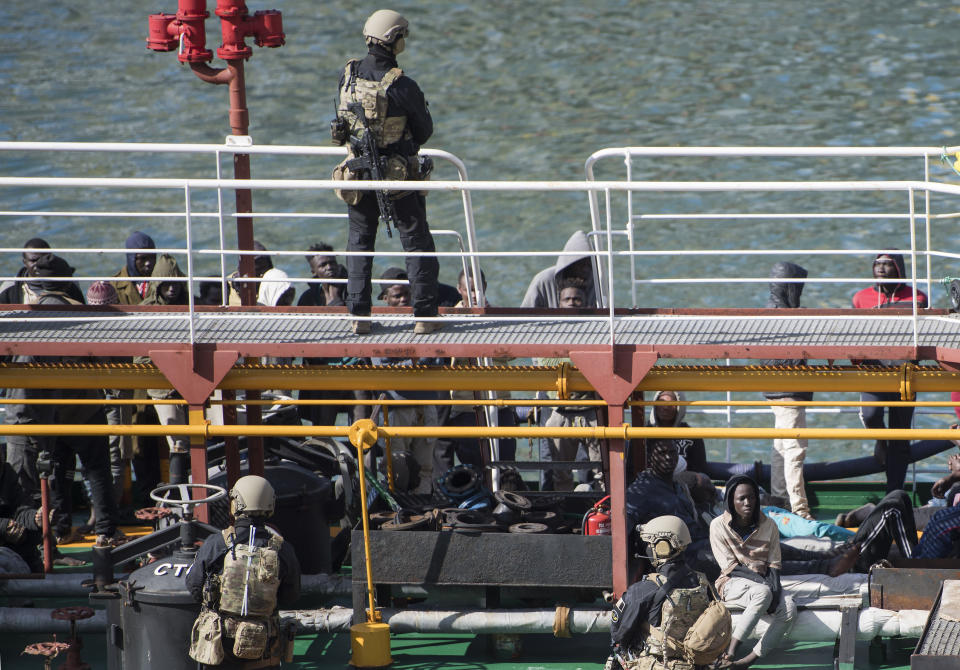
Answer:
209, 461, 333, 574
93, 546, 201, 670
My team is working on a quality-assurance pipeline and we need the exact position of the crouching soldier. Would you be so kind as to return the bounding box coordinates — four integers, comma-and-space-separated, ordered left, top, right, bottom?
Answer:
186, 475, 301, 668
607, 515, 731, 670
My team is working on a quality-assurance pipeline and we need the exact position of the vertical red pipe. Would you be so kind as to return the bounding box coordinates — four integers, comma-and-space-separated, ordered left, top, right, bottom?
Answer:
226, 59, 256, 305
223, 58, 265, 469
223, 390, 242, 484
606, 404, 629, 597
188, 405, 211, 523
40, 477, 52, 573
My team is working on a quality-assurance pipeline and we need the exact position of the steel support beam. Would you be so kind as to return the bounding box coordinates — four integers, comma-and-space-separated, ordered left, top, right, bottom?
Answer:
0, 363, 959, 396
567, 348, 658, 598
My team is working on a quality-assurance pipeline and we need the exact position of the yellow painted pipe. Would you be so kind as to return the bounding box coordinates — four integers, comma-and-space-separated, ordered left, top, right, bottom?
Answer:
347, 420, 383, 623
347, 421, 392, 669
637, 400, 960, 408
0, 398, 185, 405
0, 422, 957, 443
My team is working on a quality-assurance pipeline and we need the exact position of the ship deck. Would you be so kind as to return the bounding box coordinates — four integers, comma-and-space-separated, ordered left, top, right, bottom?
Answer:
0, 306, 957, 362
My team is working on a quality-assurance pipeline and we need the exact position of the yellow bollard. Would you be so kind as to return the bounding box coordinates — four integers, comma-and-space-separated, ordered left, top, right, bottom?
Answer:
350, 620, 392, 668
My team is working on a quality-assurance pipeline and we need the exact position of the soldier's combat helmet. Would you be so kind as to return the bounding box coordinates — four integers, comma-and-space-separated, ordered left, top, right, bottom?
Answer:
639, 515, 691, 566
229, 475, 276, 518
363, 9, 409, 49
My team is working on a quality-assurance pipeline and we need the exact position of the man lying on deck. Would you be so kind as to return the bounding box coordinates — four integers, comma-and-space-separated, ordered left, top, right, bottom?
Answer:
831, 452, 960, 565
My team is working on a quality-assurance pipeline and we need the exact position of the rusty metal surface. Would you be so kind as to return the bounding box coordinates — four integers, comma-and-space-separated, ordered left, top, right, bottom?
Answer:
912, 580, 960, 670
870, 561, 960, 611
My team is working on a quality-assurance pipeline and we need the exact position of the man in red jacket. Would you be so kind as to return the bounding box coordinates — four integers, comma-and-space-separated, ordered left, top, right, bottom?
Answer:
851, 251, 928, 492
852, 252, 927, 309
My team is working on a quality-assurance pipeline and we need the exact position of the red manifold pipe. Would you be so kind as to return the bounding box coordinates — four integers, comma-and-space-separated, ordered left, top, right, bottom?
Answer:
215, 0, 284, 60
148, 1, 282, 62
215, 0, 247, 17
146, 1, 213, 62
177, 0, 209, 19
146, 14, 179, 51
252, 10, 284, 48
176, 1, 212, 63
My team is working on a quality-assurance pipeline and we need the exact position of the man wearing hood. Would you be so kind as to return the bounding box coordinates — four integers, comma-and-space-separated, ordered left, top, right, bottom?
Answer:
0, 238, 85, 305
257, 268, 295, 307
521, 230, 600, 308
710, 475, 796, 668
112, 230, 157, 305
649, 390, 707, 475
851, 252, 928, 492
3, 255, 122, 548
761, 262, 815, 520
4, 252, 84, 507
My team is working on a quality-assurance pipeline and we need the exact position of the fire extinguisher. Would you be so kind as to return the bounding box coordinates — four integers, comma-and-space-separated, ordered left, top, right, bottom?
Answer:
582, 495, 611, 535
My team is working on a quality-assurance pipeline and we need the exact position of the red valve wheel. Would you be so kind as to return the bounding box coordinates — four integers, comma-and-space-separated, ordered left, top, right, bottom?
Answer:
23, 641, 69, 657
51, 606, 95, 621
135, 506, 173, 521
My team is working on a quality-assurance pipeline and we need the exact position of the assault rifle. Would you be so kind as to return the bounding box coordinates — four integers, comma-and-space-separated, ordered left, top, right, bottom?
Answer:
344, 101, 398, 238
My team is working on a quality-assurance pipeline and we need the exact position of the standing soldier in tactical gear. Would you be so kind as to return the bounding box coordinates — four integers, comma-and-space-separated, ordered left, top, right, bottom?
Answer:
607, 515, 730, 670
186, 476, 301, 668
333, 9, 441, 335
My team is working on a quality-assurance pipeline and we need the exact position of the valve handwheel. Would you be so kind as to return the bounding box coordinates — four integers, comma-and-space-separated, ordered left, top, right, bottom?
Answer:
135, 506, 174, 521
51, 606, 95, 621
23, 641, 70, 656
149, 483, 227, 511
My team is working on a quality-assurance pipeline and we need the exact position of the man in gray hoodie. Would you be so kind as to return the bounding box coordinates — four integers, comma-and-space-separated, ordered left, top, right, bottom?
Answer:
520, 230, 600, 308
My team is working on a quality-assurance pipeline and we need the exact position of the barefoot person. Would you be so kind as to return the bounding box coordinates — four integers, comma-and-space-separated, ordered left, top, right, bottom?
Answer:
710, 475, 795, 668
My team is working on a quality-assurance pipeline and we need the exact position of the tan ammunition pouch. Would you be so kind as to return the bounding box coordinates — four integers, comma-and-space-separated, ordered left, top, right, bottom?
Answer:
683, 598, 732, 665
623, 656, 694, 670
232, 619, 269, 659
333, 149, 363, 205
384, 154, 423, 200
189, 609, 225, 665
222, 615, 280, 661
335, 153, 424, 204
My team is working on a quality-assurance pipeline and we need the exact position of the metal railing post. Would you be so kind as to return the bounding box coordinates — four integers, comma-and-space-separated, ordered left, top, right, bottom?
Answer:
606, 188, 616, 345
908, 188, 919, 349
183, 184, 197, 346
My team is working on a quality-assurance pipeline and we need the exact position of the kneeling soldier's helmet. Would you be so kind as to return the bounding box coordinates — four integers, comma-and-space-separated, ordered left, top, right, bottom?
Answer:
640, 515, 691, 566
229, 475, 276, 518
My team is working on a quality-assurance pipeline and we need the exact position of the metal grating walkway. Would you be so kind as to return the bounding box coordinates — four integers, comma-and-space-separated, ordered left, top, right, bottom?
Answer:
0, 309, 958, 360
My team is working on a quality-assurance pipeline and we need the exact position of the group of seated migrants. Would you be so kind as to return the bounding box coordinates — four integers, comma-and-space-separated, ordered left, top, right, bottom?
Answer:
0, 230, 956, 604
